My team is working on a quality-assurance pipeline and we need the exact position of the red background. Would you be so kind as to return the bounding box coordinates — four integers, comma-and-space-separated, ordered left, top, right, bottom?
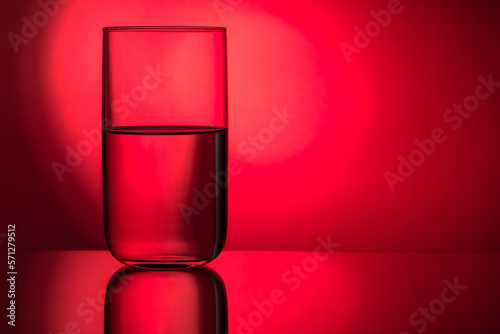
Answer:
2, 0, 500, 251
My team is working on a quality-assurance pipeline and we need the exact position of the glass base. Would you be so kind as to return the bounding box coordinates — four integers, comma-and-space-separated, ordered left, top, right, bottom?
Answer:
121, 255, 210, 269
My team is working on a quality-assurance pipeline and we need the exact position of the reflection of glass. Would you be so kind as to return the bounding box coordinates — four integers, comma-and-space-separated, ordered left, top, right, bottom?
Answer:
104, 266, 228, 334
102, 27, 228, 269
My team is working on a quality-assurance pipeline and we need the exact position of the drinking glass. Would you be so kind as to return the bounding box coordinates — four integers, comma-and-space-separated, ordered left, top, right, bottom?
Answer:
102, 26, 227, 268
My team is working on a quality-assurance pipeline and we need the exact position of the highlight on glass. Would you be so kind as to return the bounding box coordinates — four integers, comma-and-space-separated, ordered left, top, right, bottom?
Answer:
102, 26, 228, 269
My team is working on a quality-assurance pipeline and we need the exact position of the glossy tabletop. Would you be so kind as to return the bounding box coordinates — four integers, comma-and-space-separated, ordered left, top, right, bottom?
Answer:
6, 250, 500, 333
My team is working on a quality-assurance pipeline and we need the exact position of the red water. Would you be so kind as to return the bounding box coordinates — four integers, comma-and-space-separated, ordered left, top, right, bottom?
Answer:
103, 126, 227, 268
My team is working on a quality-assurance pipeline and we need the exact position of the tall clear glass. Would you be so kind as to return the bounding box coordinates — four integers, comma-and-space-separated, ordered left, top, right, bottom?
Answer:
102, 27, 227, 268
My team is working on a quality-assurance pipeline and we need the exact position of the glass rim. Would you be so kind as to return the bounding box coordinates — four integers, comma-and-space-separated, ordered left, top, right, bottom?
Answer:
103, 26, 226, 32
